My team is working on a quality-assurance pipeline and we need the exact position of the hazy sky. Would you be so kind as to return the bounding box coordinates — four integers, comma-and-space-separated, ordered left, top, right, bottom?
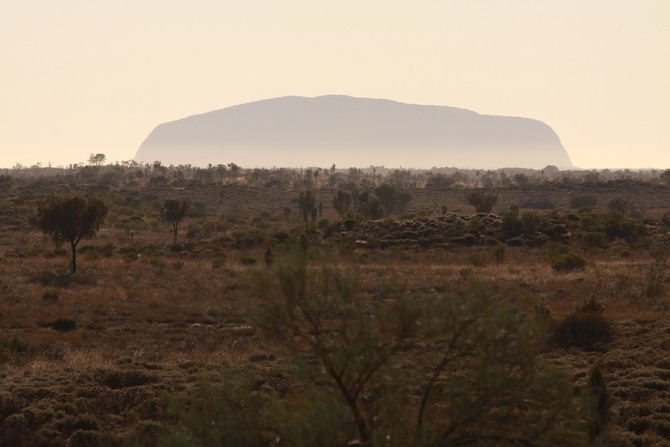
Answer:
1, 1, 668, 169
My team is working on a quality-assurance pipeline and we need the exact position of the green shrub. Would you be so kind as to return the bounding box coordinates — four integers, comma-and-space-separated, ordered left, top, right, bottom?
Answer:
550, 251, 587, 272
619, 249, 632, 258
119, 247, 139, 262
244, 243, 589, 446
80, 242, 115, 260
149, 256, 165, 267
163, 380, 270, 447
232, 229, 266, 248
342, 218, 356, 231
465, 190, 498, 213
582, 231, 606, 249
604, 217, 636, 241
608, 197, 629, 215
578, 295, 606, 313
521, 211, 547, 233
501, 210, 523, 239
170, 241, 194, 253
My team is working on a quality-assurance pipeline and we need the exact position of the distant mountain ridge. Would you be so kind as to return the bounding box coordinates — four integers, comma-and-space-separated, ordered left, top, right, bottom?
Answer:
135, 95, 572, 169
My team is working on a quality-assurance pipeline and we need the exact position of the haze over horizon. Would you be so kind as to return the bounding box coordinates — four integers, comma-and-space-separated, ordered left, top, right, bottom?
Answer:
1, 1, 668, 170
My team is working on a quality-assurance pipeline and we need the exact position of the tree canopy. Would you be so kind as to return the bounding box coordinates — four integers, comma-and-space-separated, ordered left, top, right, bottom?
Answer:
160, 199, 191, 239
36, 195, 108, 273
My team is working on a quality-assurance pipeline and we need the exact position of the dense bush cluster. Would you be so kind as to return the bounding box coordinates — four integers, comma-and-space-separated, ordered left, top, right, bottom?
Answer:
552, 297, 613, 351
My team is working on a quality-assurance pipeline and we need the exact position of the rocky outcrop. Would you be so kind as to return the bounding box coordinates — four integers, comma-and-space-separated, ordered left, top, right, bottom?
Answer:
135, 95, 572, 169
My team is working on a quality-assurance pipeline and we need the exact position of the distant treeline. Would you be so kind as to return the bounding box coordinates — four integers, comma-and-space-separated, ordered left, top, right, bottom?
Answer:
1, 158, 669, 191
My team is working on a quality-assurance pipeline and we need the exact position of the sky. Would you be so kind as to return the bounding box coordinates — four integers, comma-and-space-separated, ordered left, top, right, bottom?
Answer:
1, 0, 668, 170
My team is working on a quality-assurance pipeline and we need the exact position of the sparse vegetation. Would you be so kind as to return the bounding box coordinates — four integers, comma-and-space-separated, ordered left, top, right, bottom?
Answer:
0, 164, 669, 445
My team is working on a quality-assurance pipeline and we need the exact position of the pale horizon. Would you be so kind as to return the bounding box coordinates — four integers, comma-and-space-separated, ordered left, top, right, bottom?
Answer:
1, 1, 668, 170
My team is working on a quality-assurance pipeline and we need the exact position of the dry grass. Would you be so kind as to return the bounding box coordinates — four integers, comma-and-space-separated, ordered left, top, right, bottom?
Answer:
1, 178, 670, 445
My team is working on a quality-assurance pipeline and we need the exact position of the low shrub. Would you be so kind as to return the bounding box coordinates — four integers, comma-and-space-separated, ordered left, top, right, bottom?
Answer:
41, 290, 59, 303
52, 318, 77, 331
570, 195, 597, 209
96, 369, 156, 389
29, 271, 96, 288
79, 242, 115, 259
119, 246, 140, 262
520, 197, 556, 210
582, 231, 606, 249
550, 251, 587, 272
342, 218, 356, 231
0, 346, 12, 364
465, 190, 498, 213
212, 255, 226, 269
240, 257, 257, 266
552, 297, 612, 351
149, 256, 165, 267
232, 229, 266, 248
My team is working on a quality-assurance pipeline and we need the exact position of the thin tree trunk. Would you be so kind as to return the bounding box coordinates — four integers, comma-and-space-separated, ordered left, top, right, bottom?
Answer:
71, 241, 77, 274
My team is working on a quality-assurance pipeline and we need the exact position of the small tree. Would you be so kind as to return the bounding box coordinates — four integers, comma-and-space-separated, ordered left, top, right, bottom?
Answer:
332, 190, 352, 219
88, 153, 106, 166
248, 246, 588, 446
37, 196, 108, 274
607, 197, 629, 215
374, 183, 412, 216
465, 190, 498, 213
161, 199, 191, 240
298, 190, 317, 229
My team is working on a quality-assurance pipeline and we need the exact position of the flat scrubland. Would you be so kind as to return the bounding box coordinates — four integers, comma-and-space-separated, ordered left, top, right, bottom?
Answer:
0, 166, 669, 446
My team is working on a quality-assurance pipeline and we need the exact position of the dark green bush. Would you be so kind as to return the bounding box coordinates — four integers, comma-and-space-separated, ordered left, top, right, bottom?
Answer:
552, 297, 612, 351
119, 246, 140, 261
604, 217, 637, 242
552, 311, 612, 351
465, 190, 498, 213
232, 229, 266, 248
501, 211, 523, 239
582, 231, 606, 249
52, 318, 77, 331
342, 218, 356, 230
550, 251, 587, 271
